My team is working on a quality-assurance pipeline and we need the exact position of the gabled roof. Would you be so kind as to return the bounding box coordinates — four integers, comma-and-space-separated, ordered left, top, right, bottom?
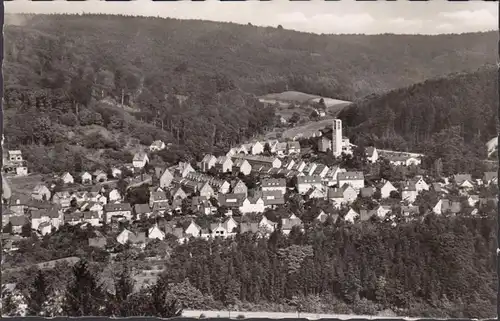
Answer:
337, 171, 364, 181
365, 147, 376, 157
104, 203, 132, 212
297, 175, 322, 184
454, 174, 472, 184
9, 215, 26, 226
150, 140, 164, 148
287, 141, 301, 149
151, 191, 169, 201
133, 152, 148, 162
218, 193, 246, 207
261, 178, 286, 188
262, 190, 285, 205
484, 171, 498, 181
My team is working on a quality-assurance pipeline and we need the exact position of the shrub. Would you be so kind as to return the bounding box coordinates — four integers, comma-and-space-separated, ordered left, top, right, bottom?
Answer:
199, 314, 206, 319
236, 314, 245, 319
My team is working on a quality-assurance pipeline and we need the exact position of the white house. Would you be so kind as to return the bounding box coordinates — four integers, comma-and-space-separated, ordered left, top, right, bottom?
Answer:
111, 168, 122, 178
38, 222, 53, 236
249, 141, 265, 155
159, 169, 174, 188
104, 203, 132, 223
148, 224, 166, 240
344, 208, 359, 223
304, 163, 318, 176
81, 172, 92, 185
380, 180, 397, 199
31, 185, 51, 201
365, 147, 379, 163
261, 178, 287, 195
108, 189, 122, 203
337, 172, 365, 192
132, 152, 149, 169
259, 216, 278, 234
149, 140, 166, 152
215, 156, 233, 173
199, 182, 215, 199
239, 197, 265, 214
297, 176, 323, 195
184, 221, 202, 238
201, 155, 218, 172
61, 172, 74, 184
117, 229, 134, 245
233, 159, 252, 176
83, 211, 101, 226
401, 184, 418, 204
411, 177, 429, 192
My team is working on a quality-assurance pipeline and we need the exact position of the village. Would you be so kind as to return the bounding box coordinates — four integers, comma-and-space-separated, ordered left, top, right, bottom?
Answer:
1, 118, 498, 259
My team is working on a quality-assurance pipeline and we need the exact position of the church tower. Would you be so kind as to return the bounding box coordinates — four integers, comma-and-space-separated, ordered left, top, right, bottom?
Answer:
332, 119, 342, 157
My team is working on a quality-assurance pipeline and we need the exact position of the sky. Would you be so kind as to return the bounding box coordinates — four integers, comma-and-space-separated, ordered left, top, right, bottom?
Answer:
4, 0, 499, 35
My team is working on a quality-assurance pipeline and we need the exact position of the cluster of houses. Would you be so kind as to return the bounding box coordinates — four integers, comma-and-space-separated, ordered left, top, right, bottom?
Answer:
3, 149, 28, 177
1, 121, 498, 248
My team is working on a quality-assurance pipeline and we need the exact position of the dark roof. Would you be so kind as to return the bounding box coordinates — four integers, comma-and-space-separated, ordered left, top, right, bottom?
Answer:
9, 215, 26, 226
337, 171, 364, 181
454, 174, 472, 184
104, 203, 132, 212
218, 193, 246, 207
484, 171, 498, 181
261, 178, 286, 188
262, 190, 285, 205
297, 175, 322, 184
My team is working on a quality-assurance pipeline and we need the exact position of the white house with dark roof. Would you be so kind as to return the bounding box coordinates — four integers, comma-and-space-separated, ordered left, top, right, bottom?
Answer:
231, 154, 282, 169
148, 224, 166, 240
304, 163, 318, 176
31, 185, 51, 201
215, 156, 233, 173
108, 189, 122, 203
231, 180, 248, 196
132, 152, 149, 169
149, 140, 166, 152
297, 176, 323, 194
337, 172, 365, 192
287, 141, 301, 154
483, 171, 498, 185
159, 168, 174, 188
344, 208, 359, 223
365, 147, 379, 163
261, 178, 287, 195
104, 203, 132, 223
233, 158, 252, 176
262, 190, 285, 208
201, 154, 218, 172
240, 196, 265, 214
401, 183, 418, 203
81, 172, 92, 185
410, 176, 429, 192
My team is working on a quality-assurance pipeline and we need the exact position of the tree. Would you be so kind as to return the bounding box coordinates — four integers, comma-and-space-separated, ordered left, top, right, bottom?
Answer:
148, 277, 183, 318
62, 260, 106, 316
109, 267, 136, 316
3, 221, 13, 234
27, 270, 50, 316
21, 223, 32, 237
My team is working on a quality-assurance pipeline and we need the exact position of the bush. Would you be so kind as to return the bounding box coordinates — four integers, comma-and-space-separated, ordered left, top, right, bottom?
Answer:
60, 112, 78, 127
236, 315, 245, 319
199, 314, 206, 319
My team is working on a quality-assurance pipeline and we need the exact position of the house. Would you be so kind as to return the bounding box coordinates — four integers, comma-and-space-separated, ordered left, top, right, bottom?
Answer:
64, 211, 84, 226
149, 140, 166, 152
108, 189, 122, 203
314, 210, 328, 223
239, 196, 265, 214
159, 169, 174, 189
293, 161, 307, 173
259, 216, 278, 234
454, 174, 473, 186
281, 214, 303, 235
201, 155, 218, 172
80, 202, 104, 219
104, 203, 132, 223
192, 196, 216, 215
7, 150, 23, 162
233, 159, 252, 176
380, 181, 397, 199
324, 166, 346, 186
218, 193, 246, 210
261, 178, 287, 195
117, 229, 147, 247
231, 180, 248, 196
215, 156, 233, 173
52, 191, 73, 208
386, 155, 421, 166
31, 185, 51, 201
184, 221, 202, 238
411, 177, 429, 192
483, 171, 498, 185
111, 168, 122, 178
231, 154, 282, 169
466, 195, 479, 207
401, 184, 418, 203
83, 211, 100, 226
365, 147, 379, 163
134, 204, 153, 219
262, 190, 285, 207
148, 224, 166, 240
297, 176, 323, 194
337, 172, 365, 192
9, 215, 26, 234
61, 172, 74, 184
284, 159, 296, 171
433, 199, 461, 215
38, 221, 53, 236
248, 141, 265, 155
176, 162, 196, 178
93, 170, 107, 183
172, 187, 188, 201
287, 141, 301, 154
312, 165, 330, 178
306, 186, 327, 199
132, 152, 149, 169
81, 172, 92, 185
344, 208, 359, 223
304, 163, 318, 176
149, 191, 168, 208
153, 201, 172, 215
211, 217, 239, 238
370, 205, 392, 219
328, 184, 357, 208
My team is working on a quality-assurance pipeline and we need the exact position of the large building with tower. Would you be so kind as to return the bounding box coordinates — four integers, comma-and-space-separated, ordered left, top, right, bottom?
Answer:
318, 119, 353, 156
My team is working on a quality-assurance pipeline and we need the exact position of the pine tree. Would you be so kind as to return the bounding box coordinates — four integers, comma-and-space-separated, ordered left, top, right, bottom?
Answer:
27, 270, 50, 316
112, 267, 135, 316
62, 260, 105, 316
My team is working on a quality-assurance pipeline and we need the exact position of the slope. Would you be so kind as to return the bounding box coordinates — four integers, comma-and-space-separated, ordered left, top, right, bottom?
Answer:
4, 14, 498, 100
338, 65, 498, 175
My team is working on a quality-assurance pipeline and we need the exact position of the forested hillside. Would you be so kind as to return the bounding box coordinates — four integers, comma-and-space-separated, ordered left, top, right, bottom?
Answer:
338, 66, 498, 176
2, 14, 497, 173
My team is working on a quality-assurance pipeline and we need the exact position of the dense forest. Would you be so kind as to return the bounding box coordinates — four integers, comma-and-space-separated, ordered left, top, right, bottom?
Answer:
3, 207, 498, 318
2, 14, 497, 173
338, 66, 498, 175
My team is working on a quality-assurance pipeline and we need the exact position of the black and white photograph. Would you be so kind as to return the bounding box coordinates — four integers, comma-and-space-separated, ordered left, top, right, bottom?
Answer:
1, 0, 499, 319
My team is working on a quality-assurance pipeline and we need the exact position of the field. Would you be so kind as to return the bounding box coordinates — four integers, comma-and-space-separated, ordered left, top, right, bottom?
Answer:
265, 118, 334, 141
8, 174, 47, 195
260, 91, 350, 107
